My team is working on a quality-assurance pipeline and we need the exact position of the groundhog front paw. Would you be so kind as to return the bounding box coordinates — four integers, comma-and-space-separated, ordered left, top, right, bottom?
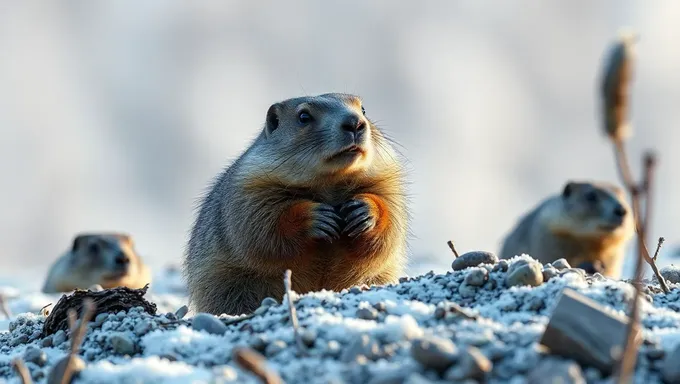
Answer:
309, 203, 343, 242
339, 199, 377, 238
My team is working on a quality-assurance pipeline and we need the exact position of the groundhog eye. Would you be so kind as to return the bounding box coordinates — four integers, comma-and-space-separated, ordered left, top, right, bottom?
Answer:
585, 191, 598, 203
88, 243, 100, 254
298, 111, 312, 124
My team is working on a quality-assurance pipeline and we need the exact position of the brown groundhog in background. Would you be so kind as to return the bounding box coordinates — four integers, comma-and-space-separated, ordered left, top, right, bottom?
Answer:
499, 181, 635, 278
42, 233, 152, 293
184, 93, 409, 316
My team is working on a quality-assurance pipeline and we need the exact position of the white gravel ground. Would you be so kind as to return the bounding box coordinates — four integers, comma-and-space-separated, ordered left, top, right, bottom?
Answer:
1, 254, 680, 384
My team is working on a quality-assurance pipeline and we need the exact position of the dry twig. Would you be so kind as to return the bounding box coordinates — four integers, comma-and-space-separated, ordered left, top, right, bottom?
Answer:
0, 294, 12, 319
447, 240, 459, 258
653, 237, 665, 262
60, 298, 96, 384
232, 346, 283, 384
283, 269, 307, 355
11, 358, 33, 384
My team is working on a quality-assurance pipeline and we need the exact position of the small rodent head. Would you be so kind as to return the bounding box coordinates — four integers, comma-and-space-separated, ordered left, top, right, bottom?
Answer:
68, 233, 140, 285
556, 181, 633, 238
255, 93, 396, 183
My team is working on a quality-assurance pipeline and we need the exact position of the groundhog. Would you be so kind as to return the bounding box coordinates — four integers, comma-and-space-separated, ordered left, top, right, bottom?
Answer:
499, 181, 635, 278
184, 93, 408, 316
42, 233, 152, 293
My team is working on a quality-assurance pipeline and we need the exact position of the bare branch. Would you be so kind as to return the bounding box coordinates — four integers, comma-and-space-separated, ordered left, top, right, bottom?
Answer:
283, 269, 306, 355
447, 240, 459, 258
653, 237, 665, 262
60, 298, 95, 384
11, 358, 33, 384
232, 346, 283, 384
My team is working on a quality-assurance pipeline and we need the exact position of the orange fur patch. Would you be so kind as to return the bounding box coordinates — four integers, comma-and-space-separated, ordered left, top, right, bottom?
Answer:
278, 201, 316, 237
355, 193, 390, 234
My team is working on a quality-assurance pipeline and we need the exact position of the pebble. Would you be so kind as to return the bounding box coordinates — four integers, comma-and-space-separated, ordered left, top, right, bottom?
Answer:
191, 313, 227, 335
373, 302, 387, 312
660, 265, 680, 284
552, 258, 571, 270
47, 355, 85, 384
464, 267, 489, 287
492, 259, 509, 272
41, 335, 53, 348
110, 333, 136, 355
661, 343, 680, 383
444, 346, 492, 381
300, 328, 317, 347
506, 260, 544, 288
174, 305, 189, 319
458, 283, 477, 298
357, 307, 379, 320
341, 334, 380, 363
23, 346, 47, 367
410, 335, 459, 372
542, 266, 558, 282
94, 313, 109, 327
452, 251, 498, 271
134, 320, 152, 336
265, 340, 287, 356
261, 297, 278, 307
88, 284, 104, 292
52, 330, 67, 346
250, 334, 269, 352
527, 357, 586, 384
11, 335, 28, 347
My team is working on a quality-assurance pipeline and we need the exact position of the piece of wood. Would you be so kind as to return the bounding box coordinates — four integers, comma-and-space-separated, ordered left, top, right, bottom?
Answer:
539, 287, 642, 373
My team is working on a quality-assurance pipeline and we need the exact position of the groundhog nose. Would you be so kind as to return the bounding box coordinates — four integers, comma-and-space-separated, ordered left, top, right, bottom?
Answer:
341, 114, 366, 133
115, 253, 130, 266
614, 204, 627, 217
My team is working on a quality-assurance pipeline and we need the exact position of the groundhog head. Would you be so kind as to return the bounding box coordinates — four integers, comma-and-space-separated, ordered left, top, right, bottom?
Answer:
67, 233, 141, 288
257, 93, 395, 181
558, 181, 634, 239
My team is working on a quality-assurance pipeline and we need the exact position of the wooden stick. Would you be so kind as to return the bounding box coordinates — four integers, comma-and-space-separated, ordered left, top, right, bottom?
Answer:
232, 346, 283, 384
283, 269, 306, 354
653, 237, 665, 262
11, 358, 33, 384
447, 240, 459, 258
60, 298, 95, 384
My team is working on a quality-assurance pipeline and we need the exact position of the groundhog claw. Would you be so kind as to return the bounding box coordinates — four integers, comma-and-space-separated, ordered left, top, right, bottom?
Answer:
339, 199, 376, 237
310, 204, 342, 242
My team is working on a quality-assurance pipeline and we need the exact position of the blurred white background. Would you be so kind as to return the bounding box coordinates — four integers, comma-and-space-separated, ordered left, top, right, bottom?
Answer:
1, 1, 678, 288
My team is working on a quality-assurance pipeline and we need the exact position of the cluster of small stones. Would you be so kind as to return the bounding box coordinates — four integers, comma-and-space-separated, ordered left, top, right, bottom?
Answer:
0, 252, 679, 383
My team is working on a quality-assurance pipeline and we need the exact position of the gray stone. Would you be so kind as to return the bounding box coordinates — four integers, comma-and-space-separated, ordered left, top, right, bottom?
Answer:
444, 346, 492, 381
660, 265, 680, 284
410, 335, 459, 372
341, 334, 380, 363
52, 330, 67, 346
464, 267, 489, 287
357, 307, 379, 320
662, 343, 680, 383
110, 333, 135, 355
373, 302, 387, 312
174, 305, 189, 320
261, 297, 278, 307
11, 334, 28, 346
47, 355, 85, 384
134, 320, 152, 336
88, 284, 104, 292
552, 258, 572, 270
265, 340, 287, 356
542, 266, 558, 282
23, 346, 47, 367
250, 334, 269, 352
458, 283, 477, 298
191, 313, 227, 335
452, 251, 498, 271
527, 357, 586, 384
492, 259, 509, 272
41, 335, 53, 348
93, 313, 109, 327
300, 328, 317, 347
506, 261, 544, 288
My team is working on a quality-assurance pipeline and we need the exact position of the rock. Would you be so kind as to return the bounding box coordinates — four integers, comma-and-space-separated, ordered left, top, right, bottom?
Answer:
88, 284, 104, 292
373, 302, 387, 312
444, 346, 492, 381
261, 297, 278, 307
357, 307, 379, 320
23, 346, 47, 367
52, 330, 67, 346
174, 305, 189, 320
458, 283, 477, 298
506, 260, 544, 288
552, 258, 571, 270
265, 340, 287, 356
250, 334, 269, 352
110, 333, 136, 355
492, 259, 509, 272
660, 265, 680, 284
191, 313, 227, 335
527, 357, 586, 384
410, 335, 459, 372
47, 355, 85, 384
341, 333, 380, 363
542, 266, 558, 282
464, 267, 488, 287
11, 334, 28, 346
41, 335, 53, 348
253, 304, 270, 316
452, 251, 498, 271
93, 312, 109, 327
300, 328, 317, 347
133, 320, 152, 336
661, 343, 680, 383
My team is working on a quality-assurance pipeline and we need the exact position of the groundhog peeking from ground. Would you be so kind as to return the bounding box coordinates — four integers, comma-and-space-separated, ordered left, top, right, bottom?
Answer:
499, 180, 635, 278
42, 233, 152, 293
184, 93, 409, 316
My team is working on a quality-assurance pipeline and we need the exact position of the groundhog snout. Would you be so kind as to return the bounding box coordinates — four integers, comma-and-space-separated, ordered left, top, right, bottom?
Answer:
114, 252, 130, 268
613, 204, 627, 218
340, 114, 366, 135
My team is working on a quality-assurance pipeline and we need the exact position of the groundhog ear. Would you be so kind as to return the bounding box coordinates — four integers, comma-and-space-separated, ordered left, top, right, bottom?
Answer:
265, 104, 280, 136
562, 182, 575, 198
72, 235, 88, 251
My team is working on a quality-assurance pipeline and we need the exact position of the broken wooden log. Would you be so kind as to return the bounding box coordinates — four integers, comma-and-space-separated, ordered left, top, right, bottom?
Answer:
539, 287, 642, 374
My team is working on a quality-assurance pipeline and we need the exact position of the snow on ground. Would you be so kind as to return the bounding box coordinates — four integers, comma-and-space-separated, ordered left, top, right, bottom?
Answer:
1, 255, 680, 383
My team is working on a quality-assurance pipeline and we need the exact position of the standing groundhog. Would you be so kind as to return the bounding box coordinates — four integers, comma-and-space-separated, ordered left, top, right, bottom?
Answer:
42, 233, 152, 293
499, 181, 635, 278
184, 93, 408, 316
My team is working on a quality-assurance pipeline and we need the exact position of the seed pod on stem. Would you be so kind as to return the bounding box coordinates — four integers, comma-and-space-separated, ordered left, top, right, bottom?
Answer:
601, 30, 638, 142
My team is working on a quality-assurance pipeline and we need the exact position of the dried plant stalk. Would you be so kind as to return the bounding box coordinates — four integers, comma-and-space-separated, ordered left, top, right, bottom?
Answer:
11, 358, 33, 384
232, 346, 283, 384
60, 298, 95, 384
0, 294, 11, 319
283, 269, 307, 354
601, 31, 637, 141
447, 240, 459, 258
